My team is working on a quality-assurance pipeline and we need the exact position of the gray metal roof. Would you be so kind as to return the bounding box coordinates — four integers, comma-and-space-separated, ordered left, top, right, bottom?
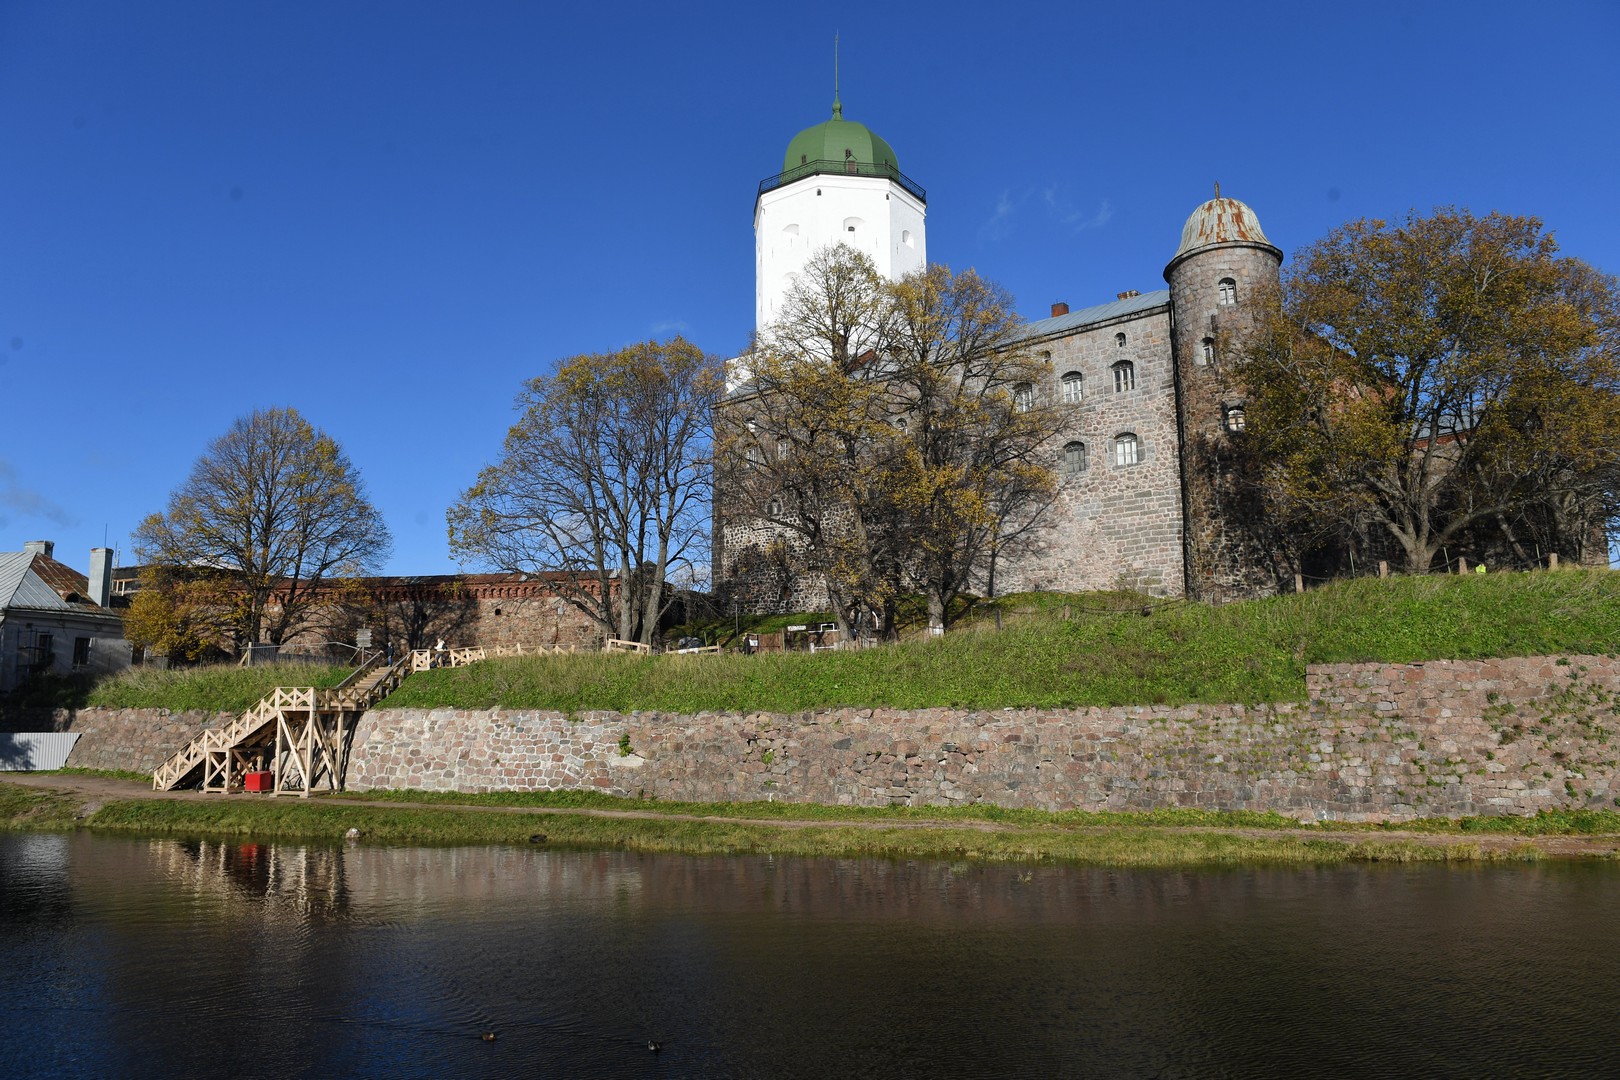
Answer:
1013, 289, 1171, 343
0, 551, 81, 613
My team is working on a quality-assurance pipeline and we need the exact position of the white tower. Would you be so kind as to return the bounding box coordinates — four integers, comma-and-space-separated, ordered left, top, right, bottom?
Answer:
754, 96, 926, 333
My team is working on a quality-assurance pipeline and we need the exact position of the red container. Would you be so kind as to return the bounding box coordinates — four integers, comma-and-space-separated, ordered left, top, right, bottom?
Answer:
244, 771, 273, 792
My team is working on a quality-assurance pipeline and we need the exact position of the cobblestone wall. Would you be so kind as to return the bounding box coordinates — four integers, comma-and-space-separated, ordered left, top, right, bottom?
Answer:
344, 655, 1620, 821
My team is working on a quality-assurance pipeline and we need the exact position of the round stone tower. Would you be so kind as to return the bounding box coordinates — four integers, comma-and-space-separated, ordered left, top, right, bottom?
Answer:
1164, 190, 1284, 599
753, 98, 926, 332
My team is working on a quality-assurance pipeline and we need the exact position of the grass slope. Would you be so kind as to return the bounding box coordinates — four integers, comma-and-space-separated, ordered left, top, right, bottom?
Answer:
383, 571, 1620, 714
85, 662, 351, 713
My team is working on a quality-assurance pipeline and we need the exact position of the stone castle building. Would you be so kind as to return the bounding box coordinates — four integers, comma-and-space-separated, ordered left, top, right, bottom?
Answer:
717, 101, 1288, 608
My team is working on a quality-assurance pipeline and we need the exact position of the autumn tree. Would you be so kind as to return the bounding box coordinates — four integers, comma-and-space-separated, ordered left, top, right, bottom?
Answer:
717, 245, 1060, 635
134, 407, 392, 650
718, 246, 906, 637
120, 567, 242, 663
887, 263, 1058, 633
448, 338, 721, 646
1232, 209, 1620, 573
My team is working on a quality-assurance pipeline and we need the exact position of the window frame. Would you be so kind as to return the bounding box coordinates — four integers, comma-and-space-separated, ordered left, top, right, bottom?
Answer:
1112, 360, 1135, 393
1062, 440, 1088, 475
1013, 382, 1034, 413
1060, 371, 1084, 404
1114, 432, 1140, 467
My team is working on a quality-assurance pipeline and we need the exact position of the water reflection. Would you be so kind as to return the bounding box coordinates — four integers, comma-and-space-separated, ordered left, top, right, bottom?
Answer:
2, 834, 1618, 1079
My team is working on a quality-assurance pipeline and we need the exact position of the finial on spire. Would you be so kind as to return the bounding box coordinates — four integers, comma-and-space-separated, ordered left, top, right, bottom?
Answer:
1214, 181, 1222, 200
832, 32, 842, 119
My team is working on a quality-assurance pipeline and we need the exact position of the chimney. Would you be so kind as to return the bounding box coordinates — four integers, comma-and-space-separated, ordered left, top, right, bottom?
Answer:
89, 548, 113, 608
23, 540, 54, 559
1051, 302, 1069, 317
1116, 290, 1141, 300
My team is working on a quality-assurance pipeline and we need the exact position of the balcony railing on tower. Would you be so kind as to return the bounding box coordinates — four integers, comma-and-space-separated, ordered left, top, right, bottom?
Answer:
757, 160, 927, 206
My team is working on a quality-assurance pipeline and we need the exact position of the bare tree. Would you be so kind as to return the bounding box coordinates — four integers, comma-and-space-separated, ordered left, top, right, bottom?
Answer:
448, 338, 721, 645
134, 407, 392, 649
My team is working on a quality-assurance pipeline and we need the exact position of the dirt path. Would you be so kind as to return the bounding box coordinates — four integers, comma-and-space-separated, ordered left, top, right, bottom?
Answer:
7, 772, 1619, 858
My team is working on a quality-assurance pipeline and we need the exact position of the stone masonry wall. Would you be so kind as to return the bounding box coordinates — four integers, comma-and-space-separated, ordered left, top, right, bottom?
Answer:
344, 655, 1620, 821
0, 705, 236, 773
1003, 305, 1186, 597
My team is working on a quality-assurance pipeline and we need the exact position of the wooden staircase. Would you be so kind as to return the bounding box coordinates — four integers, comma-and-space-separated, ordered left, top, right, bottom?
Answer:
151, 644, 484, 795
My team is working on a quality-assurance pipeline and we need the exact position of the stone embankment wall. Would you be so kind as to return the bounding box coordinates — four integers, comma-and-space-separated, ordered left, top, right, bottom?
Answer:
0, 706, 235, 773
7, 656, 1614, 820
345, 655, 1620, 821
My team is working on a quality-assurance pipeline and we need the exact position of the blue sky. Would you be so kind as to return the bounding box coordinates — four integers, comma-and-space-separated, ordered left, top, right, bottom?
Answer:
3, 0, 1617, 576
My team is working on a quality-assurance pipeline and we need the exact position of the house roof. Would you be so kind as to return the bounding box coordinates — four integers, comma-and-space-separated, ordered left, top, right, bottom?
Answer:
0, 550, 105, 614
1012, 289, 1171, 343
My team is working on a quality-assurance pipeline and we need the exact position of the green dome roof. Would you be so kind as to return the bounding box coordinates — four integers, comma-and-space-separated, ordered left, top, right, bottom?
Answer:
781, 101, 900, 179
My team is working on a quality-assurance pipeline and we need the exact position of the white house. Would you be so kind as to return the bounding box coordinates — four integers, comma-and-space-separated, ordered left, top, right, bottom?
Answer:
0, 540, 132, 692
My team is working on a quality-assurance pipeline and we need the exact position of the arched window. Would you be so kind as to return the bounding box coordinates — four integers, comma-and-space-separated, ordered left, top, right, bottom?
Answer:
1114, 432, 1140, 466
1201, 338, 1215, 365
1224, 404, 1247, 433
1218, 278, 1237, 306
1112, 361, 1135, 393
1115, 332, 1127, 348
776, 437, 789, 460
1061, 371, 1084, 404
1063, 441, 1088, 475
767, 496, 783, 517
1013, 383, 1034, 412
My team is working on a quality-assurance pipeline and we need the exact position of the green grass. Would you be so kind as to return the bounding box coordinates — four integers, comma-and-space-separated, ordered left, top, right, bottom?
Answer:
329, 788, 1620, 836
5, 779, 1609, 863
0, 784, 81, 830
74, 795, 1546, 865
382, 570, 1620, 713
84, 661, 352, 713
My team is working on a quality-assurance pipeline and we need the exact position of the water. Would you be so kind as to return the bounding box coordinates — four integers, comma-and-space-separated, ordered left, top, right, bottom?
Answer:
2, 833, 1618, 1079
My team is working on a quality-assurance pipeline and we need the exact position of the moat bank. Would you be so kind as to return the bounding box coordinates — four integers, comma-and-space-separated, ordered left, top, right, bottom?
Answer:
9, 656, 1620, 822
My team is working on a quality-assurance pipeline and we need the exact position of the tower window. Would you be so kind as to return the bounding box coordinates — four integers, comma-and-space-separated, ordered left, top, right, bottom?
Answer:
1114, 433, 1140, 467
1061, 371, 1084, 404
1224, 404, 1247, 433
1201, 338, 1215, 365
1013, 383, 1034, 413
1218, 278, 1237, 306
1115, 332, 1127, 347
1063, 441, 1088, 475
767, 497, 783, 517
1112, 361, 1135, 393
800, 154, 808, 165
